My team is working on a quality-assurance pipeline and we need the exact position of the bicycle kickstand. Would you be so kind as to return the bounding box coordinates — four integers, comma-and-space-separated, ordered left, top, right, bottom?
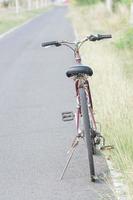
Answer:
60, 133, 83, 180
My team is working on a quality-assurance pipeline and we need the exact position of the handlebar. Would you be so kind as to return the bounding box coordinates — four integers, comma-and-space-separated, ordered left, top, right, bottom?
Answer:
41, 34, 112, 51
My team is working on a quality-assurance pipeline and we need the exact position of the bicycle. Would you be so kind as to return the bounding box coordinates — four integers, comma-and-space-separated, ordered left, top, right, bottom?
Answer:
41, 34, 112, 182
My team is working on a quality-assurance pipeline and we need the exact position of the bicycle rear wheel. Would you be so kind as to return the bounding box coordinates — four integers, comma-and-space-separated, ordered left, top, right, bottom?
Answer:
79, 87, 95, 182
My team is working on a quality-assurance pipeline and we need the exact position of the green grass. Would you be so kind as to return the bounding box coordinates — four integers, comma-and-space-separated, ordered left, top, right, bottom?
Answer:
69, 3, 133, 199
0, 7, 50, 34
115, 28, 133, 80
71, 0, 100, 5
115, 28, 133, 49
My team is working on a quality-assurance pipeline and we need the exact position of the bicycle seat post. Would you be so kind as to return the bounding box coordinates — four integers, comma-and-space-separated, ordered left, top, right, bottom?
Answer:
75, 44, 82, 64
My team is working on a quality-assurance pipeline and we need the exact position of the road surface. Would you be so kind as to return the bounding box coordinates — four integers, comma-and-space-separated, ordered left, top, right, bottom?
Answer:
0, 6, 115, 200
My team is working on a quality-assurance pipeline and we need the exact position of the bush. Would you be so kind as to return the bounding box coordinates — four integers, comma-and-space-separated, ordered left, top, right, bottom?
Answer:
116, 0, 131, 6
115, 28, 133, 49
2, 0, 9, 7
70, 0, 100, 5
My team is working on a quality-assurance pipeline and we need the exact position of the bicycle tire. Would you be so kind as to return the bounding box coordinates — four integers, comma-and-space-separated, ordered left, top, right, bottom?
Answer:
79, 87, 95, 182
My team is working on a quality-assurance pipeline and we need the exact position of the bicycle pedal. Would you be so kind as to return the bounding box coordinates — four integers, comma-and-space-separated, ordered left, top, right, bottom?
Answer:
62, 112, 75, 122
100, 145, 114, 151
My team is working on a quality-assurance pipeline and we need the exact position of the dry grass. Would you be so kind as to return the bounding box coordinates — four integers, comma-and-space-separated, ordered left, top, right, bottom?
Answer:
69, 3, 133, 199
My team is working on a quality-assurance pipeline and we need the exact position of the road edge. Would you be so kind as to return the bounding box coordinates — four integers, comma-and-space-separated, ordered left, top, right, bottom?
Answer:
0, 7, 51, 40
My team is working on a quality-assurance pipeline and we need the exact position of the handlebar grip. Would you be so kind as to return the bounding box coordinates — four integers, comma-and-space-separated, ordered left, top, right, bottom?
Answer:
41, 41, 61, 47
97, 34, 112, 40
88, 34, 112, 41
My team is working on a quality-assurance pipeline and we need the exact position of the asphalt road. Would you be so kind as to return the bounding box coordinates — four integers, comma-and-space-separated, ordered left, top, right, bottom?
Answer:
0, 6, 115, 200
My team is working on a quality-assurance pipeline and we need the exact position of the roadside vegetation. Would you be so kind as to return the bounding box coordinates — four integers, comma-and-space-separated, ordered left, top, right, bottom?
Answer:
0, 0, 50, 35
69, 0, 133, 199
0, 8, 49, 34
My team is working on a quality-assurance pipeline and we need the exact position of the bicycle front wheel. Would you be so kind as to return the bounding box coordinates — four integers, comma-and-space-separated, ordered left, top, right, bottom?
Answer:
79, 87, 95, 182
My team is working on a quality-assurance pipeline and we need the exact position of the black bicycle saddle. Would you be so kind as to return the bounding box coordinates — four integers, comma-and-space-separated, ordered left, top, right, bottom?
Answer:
66, 65, 93, 78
